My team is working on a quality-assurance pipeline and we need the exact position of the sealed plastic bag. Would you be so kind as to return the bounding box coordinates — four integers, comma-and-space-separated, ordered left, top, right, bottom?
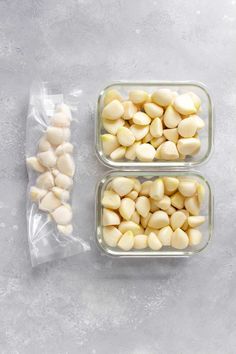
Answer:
26, 81, 89, 266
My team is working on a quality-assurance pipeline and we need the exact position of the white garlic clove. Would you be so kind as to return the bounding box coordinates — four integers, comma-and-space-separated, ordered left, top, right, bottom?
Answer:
51, 205, 72, 225
26, 157, 46, 173
144, 102, 164, 118
37, 150, 57, 168
136, 143, 156, 162
102, 190, 121, 209
163, 177, 179, 194
39, 191, 61, 212
57, 153, 75, 177
187, 228, 203, 246
163, 128, 179, 143
192, 115, 205, 130
118, 221, 143, 235
156, 195, 171, 211
122, 101, 138, 120
148, 232, 162, 250
187, 92, 201, 110
133, 112, 151, 125
126, 190, 139, 201
30, 186, 47, 202
110, 146, 126, 160
52, 186, 70, 202
170, 192, 185, 209
46, 127, 70, 146
134, 234, 148, 249
129, 124, 149, 141
140, 180, 153, 196
56, 103, 72, 120
102, 99, 124, 120
166, 205, 176, 216
150, 117, 163, 138
171, 228, 189, 249
151, 136, 166, 148
111, 177, 134, 197
151, 89, 174, 107
135, 196, 150, 218
101, 134, 120, 155
173, 94, 197, 115
57, 224, 73, 236
149, 178, 164, 201
131, 210, 141, 224
104, 89, 123, 106
36, 171, 54, 190
118, 231, 134, 251
129, 90, 149, 105
50, 112, 71, 127
55, 173, 73, 190
117, 127, 135, 147
178, 117, 198, 138
55, 142, 74, 156
148, 210, 169, 229
102, 118, 125, 135
197, 184, 205, 204
177, 138, 201, 156
140, 212, 152, 228
119, 198, 135, 221
178, 180, 197, 197
163, 106, 182, 128
188, 215, 206, 228
160, 141, 179, 160
103, 226, 122, 247
38, 136, 52, 152
103, 208, 120, 226
184, 196, 200, 216
158, 226, 173, 246
125, 141, 141, 160
170, 211, 187, 230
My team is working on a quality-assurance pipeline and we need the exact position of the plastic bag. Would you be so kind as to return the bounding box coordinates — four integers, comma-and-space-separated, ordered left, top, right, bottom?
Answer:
26, 81, 90, 267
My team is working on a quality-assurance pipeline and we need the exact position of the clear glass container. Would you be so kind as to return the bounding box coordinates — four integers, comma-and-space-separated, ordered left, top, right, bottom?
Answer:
95, 170, 213, 257
95, 81, 213, 169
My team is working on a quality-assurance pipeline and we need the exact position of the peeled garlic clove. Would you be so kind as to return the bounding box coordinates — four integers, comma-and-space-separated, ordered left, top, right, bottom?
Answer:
26, 157, 46, 173
117, 127, 135, 147
36, 171, 54, 190
163, 106, 182, 128
136, 143, 156, 162
57, 224, 73, 236
160, 141, 179, 160
122, 101, 137, 120
30, 186, 47, 202
142, 132, 153, 143
158, 225, 173, 246
163, 128, 179, 143
112, 177, 134, 197
178, 117, 198, 138
55, 173, 73, 190
155, 145, 162, 159
57, 153, 75, 177
37, 150, 57, 168
177, 138, 201, 156
102, 190, 121, 210
149, 198, 160, 212
103, 226, 122, 247
133, 112, 151, 125
130, 177, 141, 193
50, 112, 71, 127
125, 141, 141, 160
185, 196, 200, 216
102, 208, 120, 226
39, 191, 61, 212
144, 102, 164, 118
102, 99, 124, 120
51, 205, 72, 225
173, 94, 197, 115
102, 118, 125, 135
148, 210, 169, 229
166, 205, 176, 216
151, 89, 173, 107
187, 92, 201, 110
140, 212, 152, 228
197, 184, 205, 204
192, 115, 205, 130
135, 196, 150, 218
101, 134, 120, 155
179, 209, 189, 231
52, 187, 70, 202
119, 198, 135, 221
110, 146, 126, 160
140, 180, 153, 196
156, 195, 171, 211
129, 124, 149, 141
171, 192, 185, 209
129, 90, 149, 105
127, 190, 138, 201
55, 142, 74, 156
148, 232, 162, 250
149, 117, 163, 138
178, 180, 197, 197
151, 136, 166, 148
163, 177, 179, 194
188, 215, 206, 228
118, 231, 134, 251
170, 211, 187, 230
104, 89, 123, 106
134, 234, 148, 249
131, 210, 140, 224
56, 103, 72, 120
171, 228, 189, 249
118, 221, 143, 235
46, 127, 70, 146
38, 136, 52, 152
149, 178, 164, 201
187, 228, 203, 246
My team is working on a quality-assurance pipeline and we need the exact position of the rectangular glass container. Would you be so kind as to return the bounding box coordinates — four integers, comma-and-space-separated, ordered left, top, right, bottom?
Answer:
95, 81, 213, 168
95, 170, 213, 257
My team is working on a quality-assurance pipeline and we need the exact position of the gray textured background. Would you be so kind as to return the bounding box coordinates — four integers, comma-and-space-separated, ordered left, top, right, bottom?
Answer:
0, 0, 235, 353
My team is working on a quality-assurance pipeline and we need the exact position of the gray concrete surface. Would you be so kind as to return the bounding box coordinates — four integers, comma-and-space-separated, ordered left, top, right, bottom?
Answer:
0, 0, 235, 353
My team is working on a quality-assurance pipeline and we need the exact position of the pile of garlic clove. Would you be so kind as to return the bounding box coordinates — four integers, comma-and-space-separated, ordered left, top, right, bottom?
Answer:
101, 88, 205, 162
101, 176, 206, 251
26, 103, 75, 236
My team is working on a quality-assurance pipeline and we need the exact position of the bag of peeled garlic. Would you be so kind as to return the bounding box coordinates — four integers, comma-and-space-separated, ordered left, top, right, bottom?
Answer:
26, 82, 89, 266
